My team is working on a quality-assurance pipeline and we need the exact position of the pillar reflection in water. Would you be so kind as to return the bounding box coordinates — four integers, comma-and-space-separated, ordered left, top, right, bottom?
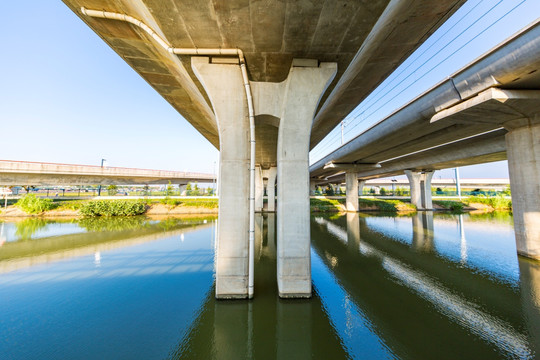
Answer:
412, 211, 434, 252
519, 259, 540, 357
459, 214, 468, 264
346, 212, 360, 253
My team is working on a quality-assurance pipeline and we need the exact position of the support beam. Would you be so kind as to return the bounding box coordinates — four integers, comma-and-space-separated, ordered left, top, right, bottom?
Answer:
309, 181, 317, 196
179, 184, 187, 196
505, 121, 540, 260
192, 57, 249, 299
405, 170, 434, 210
276, 63, 337, 298
358, 180, 366, 197
345, 172, 359, 212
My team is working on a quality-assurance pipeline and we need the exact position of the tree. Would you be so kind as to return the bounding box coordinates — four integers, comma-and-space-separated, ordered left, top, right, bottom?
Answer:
380, 188, 386, 196
143, 184, 150, 196
107, 184, 118, 196
165, 181, 173, 196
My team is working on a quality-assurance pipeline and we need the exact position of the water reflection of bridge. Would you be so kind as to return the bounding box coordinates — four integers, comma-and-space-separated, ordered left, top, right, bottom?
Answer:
311, 213, 539, 359
173, 214, 348, 359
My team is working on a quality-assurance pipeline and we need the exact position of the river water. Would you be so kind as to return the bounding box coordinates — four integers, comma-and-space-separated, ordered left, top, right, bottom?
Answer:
0, 212, 538, 359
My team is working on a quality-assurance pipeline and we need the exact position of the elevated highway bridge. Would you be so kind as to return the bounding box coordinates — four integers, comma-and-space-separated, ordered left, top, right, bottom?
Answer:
62, 0, 539, 299
0, 160, 214, 186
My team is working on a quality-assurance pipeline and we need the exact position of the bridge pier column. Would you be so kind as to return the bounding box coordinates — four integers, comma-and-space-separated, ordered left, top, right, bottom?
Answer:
345, 172, 359, 212
505, 120, 540, 260
276, 63, 337, 298
266, 167, 277, 212
255, 166, 264, 212
178, 184, 187, 196
405, 170, 434, 210
192, 57, 249, 299
358, 180, 365, 197
310, 181, 317, 196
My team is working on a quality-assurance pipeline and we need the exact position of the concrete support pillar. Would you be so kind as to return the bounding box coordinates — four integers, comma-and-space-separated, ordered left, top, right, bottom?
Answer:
345, 172, 359, 212
358, 180, 365, 197
405, 170, 434, 210
178, 184, 187, 196
309, 181, 317, 196
505, 122, 540, 259
255, 166, 264, 212
276, 63, 337, 298
192, 57, 249, 299
266, 167, 277, 212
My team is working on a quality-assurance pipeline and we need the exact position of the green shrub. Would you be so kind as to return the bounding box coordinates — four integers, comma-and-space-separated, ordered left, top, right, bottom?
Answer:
16, 194, 55, 214
79, 200, 147, 217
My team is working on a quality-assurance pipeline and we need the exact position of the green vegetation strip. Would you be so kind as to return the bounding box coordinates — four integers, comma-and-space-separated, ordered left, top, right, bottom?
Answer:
158, 198, 219, 209
310, 198, 416, 212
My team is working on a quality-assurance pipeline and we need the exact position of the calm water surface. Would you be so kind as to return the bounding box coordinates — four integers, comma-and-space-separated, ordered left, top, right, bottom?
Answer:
0, 212, 538, 359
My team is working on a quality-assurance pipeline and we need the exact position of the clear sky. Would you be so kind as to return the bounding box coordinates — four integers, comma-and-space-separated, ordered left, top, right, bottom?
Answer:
1, 1, 538, 178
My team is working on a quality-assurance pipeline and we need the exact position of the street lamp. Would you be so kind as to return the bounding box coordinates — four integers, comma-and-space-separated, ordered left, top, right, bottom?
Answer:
391, 178, 398, 196
98, 158, 106, 196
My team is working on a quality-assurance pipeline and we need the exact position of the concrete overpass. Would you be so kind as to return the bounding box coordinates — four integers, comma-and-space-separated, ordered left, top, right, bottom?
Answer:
310, 20, 540, 261
0, 160, 214, 186
63, 0, 503, 299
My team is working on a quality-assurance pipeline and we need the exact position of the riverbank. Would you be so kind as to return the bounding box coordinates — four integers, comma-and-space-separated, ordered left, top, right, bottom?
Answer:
0, 195, 511, 218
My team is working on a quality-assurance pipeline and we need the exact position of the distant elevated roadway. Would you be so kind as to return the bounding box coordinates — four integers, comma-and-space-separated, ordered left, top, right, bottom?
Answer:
0, 160, 214, 186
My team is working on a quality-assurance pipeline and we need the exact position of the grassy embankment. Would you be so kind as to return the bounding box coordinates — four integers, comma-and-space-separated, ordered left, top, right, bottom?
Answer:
3, 194, 512, 217
2, 195, 219, 217
310, 198, 416, 212
433, 196, 512, 211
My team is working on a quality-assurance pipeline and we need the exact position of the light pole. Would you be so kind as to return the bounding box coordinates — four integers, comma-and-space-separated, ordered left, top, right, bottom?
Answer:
98, 158, 106, 196
454, 167, 461, 199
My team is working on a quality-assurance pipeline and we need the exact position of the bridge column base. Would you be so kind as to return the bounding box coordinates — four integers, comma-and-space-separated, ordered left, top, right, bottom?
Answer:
192, 57, 249, 299
405, 170, 434, 210
345, 172, 359, 212
506, 121, 540, 260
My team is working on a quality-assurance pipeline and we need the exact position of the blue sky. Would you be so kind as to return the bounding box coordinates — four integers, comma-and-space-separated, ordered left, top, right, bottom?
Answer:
1, 1, 538, 178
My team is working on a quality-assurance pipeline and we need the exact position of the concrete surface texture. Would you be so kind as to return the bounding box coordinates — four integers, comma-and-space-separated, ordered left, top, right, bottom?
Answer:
62, 0, 465, 149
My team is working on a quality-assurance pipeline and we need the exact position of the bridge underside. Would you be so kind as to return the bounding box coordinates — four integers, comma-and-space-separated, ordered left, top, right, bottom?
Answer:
62, 0, 471, 298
